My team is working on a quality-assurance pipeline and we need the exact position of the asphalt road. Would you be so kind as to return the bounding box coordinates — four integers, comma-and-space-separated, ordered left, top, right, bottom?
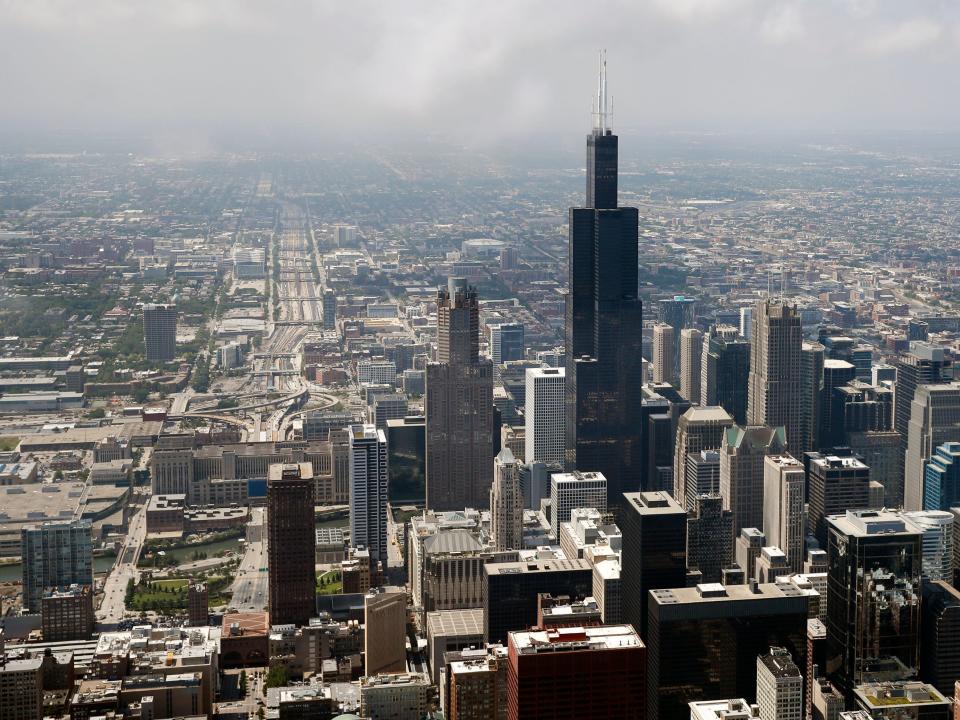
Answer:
97, 501, 148, 627
230, 508, 269, 612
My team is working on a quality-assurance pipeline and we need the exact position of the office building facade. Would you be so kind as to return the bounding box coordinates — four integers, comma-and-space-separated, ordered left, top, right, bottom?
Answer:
756, 647, 804, 720
920, 580, 960, 698
524, 367, 565, 467
763, 454, 806, 573
686, 493, 734, 583
895, 344, 953, 465
349, 424, 388, 566
653, 322, 677, 386
386, 415, 426, 503
748, 299, 803, 452
426, 277, 495, 510
564, 57, 644, 507
188, 582, 209, 627
21, 520, 93, 613
506, 625, 646, 720
904, 510, 953, 582
490, 448, 523, 552
925, 441, 960, 511
488, 323, 524, 365
825, 510, 922, 695
483, 559, 593, 643
680, 327, 704, 403
905, 383, 960, 511
267, 463, 316, 626
620, 491, 687, 639
798, 341, 825, 455
721, 425, 788, 538
41, 584, 94, 641
821, 360, 857, 449
549, 470, 607, 537
702, 326, 750, 424
659, 295, 698, 376
364, 587, 408, 676
807, 453, 872, 545
674, 406, 735, 510
322, 288, 337, 329
647, 582, 809, 720
143, 302, 177, 361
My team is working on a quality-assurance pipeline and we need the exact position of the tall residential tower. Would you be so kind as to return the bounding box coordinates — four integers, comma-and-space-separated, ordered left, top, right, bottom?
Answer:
143, 303, 177, 361
267, 463, 316, 626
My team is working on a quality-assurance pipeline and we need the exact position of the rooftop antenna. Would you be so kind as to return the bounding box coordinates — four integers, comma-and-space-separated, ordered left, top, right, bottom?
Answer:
780, 240, 785, 300
592, 50, 610, 133
766, 239, 772, 300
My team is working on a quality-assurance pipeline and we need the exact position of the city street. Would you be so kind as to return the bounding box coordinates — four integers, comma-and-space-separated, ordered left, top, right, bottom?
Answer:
97, 501, 148, 627
230, 508, 269, 612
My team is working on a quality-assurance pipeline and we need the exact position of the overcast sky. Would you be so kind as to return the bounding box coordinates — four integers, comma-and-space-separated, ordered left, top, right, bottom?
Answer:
2, 0, 960, 150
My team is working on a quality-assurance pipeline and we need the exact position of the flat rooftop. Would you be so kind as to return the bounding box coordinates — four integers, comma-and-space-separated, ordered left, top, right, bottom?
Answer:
854, 681, 948, 708
426, 608, 484, 638
0, 482, 87, 523
810, 454, 869, 471
485, 558, 591, 576
623, 491, 685, 515
362, 673, 428, 688
511, 624, 642, 654
650, 582, 810, 615
826, 510, 921, 537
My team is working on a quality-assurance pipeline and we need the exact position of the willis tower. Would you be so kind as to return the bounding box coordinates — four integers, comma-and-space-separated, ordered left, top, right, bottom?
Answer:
565, 53, 643, 506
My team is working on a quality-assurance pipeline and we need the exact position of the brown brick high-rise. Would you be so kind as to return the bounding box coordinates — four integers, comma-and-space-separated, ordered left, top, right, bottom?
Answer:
426, 277, 494, 511
268, 463, 316, 626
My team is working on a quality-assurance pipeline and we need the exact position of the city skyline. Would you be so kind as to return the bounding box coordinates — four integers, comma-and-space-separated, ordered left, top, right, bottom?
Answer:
0, 9, 959, 718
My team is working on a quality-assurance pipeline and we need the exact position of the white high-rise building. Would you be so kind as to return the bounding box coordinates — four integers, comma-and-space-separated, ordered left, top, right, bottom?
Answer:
763, 454, 806, 573
357, 359, 397, 386
549, 471, 607, 537
740, 306, 753, 340
525, 367, 565, 467
652, 322, 676, 385
756, 647, 803, 720
349, 424, 388, 565
490, 448, 523, 551
904, 383, 960, 511
904, 510, 954, 581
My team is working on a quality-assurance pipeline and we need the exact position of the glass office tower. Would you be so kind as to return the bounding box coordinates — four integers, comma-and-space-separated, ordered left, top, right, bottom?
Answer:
564, 55, 643, 505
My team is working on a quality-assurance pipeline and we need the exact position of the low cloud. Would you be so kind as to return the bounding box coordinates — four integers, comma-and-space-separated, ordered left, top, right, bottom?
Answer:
0, 0, 958, 148
861, 17, 944, 56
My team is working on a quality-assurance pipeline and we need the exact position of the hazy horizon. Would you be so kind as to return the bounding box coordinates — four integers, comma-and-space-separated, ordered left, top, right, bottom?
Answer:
3, 1, 960, 153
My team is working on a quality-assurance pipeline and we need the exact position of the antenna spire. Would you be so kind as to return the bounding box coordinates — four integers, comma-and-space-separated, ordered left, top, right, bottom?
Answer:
593, 50, 610, 133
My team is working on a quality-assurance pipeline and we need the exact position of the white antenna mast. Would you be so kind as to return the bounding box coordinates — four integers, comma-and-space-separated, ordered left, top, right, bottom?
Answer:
592, 50, 610, 133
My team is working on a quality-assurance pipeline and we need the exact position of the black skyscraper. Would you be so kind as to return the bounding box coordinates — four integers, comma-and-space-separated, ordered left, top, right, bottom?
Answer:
565, 53, 643, 505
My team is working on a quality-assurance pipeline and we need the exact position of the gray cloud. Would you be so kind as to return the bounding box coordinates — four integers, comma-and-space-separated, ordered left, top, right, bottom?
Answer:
1, 0, 959, 149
